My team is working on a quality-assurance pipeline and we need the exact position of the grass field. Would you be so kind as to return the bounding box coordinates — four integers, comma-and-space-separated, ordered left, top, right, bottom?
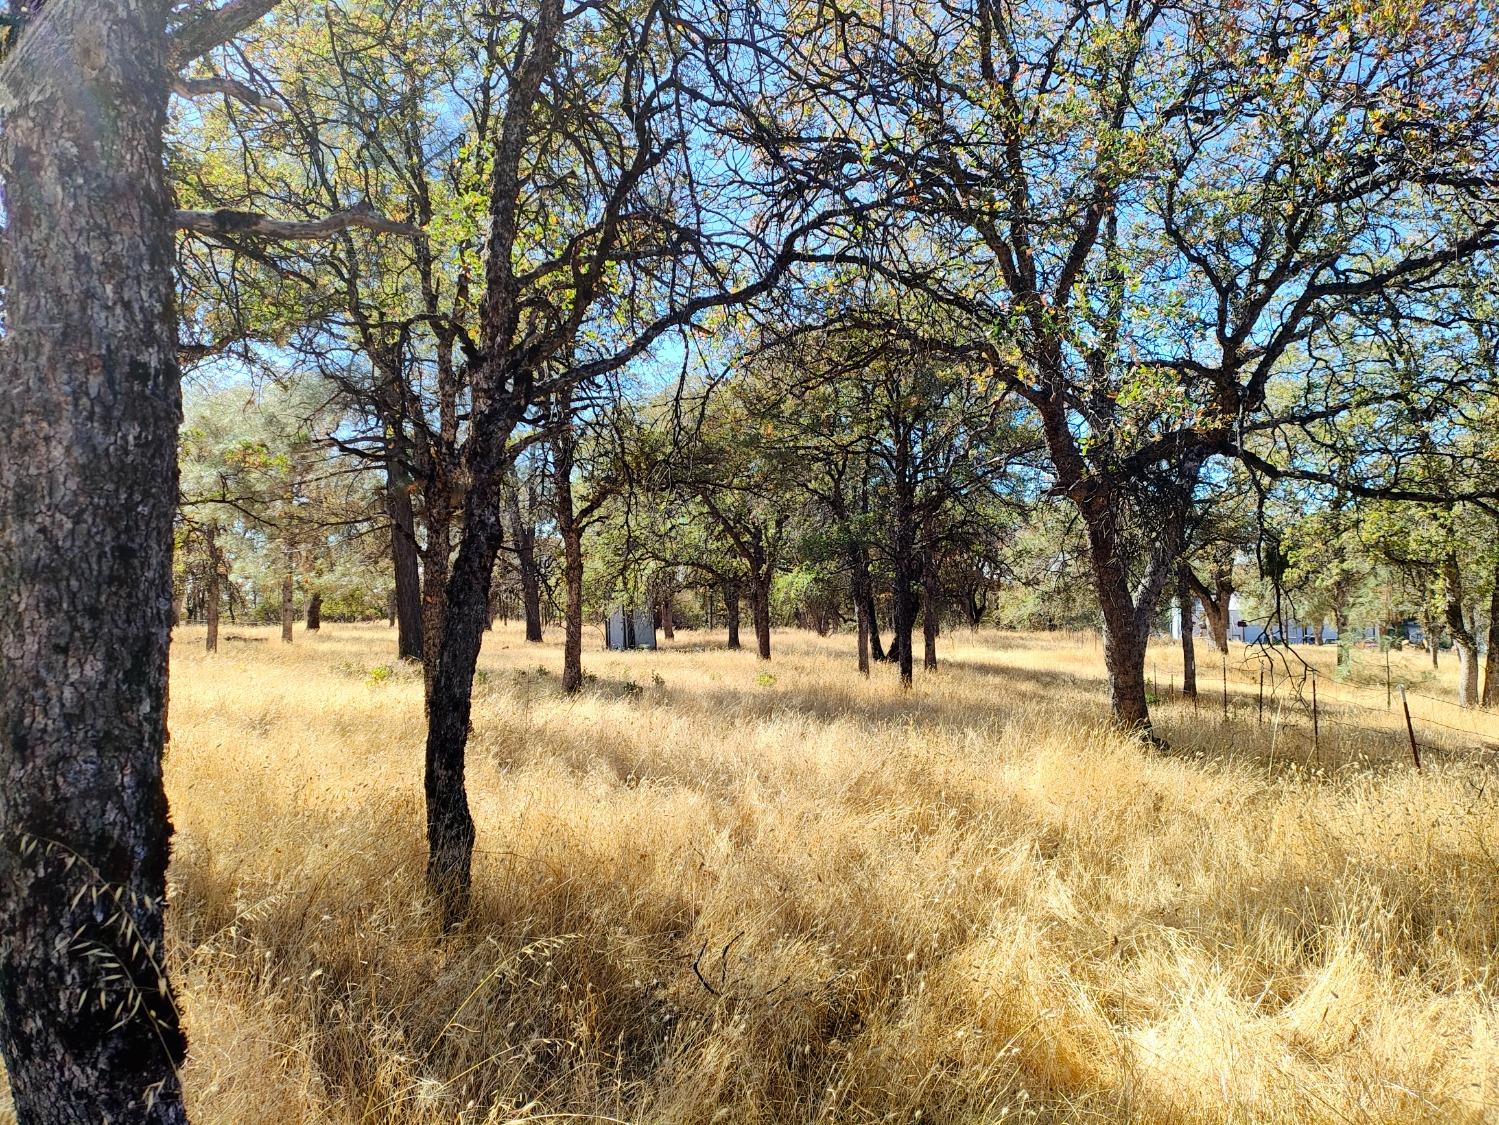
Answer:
4, 623, 1499, 1123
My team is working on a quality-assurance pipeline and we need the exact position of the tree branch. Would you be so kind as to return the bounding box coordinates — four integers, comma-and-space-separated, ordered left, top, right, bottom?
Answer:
171, 74, 269, 108
169, 0, 280, 66
174, 202, 422, 241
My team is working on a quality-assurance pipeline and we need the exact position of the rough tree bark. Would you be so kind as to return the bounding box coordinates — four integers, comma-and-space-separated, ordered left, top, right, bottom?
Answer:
0, 2, 189, 1119
660, 594, 675, 640
305, 592, 322, 632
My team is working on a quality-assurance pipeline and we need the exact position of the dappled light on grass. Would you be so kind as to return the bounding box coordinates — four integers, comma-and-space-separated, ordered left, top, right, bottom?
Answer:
5, 624, 1497, 1124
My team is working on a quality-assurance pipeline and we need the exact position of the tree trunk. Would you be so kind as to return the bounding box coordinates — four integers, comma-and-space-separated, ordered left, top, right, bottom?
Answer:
505, 481, 543, 642
1178, 568, 1197, 697
560, 528, 585, 693
661, 594, 675, 640
890, 508, 917, 687
280, 542, 295, 644
921, 542, 939, 672
424, 476, 506, 925
1444, 557, 1478, 707
1483, 564, 1499, 708
206, 528, 223, 654
856, 592, 871, 675
1080, 506, 1167, 732
305, 593, 322, 632
387, 452, 423, 660
725, 580, 742, 650
420, 501, 452, 706
1195, 588, 1230, 652
0, 4, 189, 1119
750, 575, 773, 660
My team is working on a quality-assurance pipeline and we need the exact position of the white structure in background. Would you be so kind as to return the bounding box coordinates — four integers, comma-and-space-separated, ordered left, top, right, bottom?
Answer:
604, 606, 657, 651
1168, 593, 1337, 643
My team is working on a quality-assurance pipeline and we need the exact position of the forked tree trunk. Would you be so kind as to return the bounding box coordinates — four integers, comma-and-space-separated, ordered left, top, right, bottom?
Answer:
0, 4, 189, 1119
850, 545, 884, 663
387, 451, 423, 660
505, 482, 543, 642
725, 580, 742, 650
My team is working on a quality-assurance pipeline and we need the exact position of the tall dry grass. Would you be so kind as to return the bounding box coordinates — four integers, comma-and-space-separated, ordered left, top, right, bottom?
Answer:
3, 624, 1499, 1123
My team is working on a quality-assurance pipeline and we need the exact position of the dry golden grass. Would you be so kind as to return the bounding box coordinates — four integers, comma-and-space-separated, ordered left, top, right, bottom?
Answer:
4, 623, 1499, 1123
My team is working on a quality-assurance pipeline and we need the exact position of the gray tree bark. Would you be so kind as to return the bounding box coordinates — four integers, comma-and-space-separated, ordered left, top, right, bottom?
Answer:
0, 1, 188, 1119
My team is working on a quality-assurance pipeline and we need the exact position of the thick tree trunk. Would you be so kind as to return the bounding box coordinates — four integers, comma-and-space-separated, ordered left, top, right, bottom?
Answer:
424, 476, 506, 924
1096, 585, 1152, 730
387, 452, 423, 660
725, 580, 742, 650
0, 4, 189, 1120
1080, 508, 1166, 732
305, 592, 322, 632
1195, 587, 1230, 652
420, 503, 451, 705
750, 576, 772, 660
1178, 569, 1197, 697
661, 594, 675, 640
1483, 567, 1499, 708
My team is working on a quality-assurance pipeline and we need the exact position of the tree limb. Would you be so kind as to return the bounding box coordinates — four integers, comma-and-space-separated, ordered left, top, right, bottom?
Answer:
171, 74, 269, 108
169, 0, 280, 66
174, 202, 422, 241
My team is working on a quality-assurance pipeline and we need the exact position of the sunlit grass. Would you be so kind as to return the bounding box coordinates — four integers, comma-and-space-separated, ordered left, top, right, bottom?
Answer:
3, 623, 1498, 1123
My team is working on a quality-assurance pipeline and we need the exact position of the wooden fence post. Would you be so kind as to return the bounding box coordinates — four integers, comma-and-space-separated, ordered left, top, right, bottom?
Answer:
1400, 685, 1421, 770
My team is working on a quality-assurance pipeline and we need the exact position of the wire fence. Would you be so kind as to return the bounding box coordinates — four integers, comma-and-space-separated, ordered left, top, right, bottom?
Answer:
1146, 640, 1499, 769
